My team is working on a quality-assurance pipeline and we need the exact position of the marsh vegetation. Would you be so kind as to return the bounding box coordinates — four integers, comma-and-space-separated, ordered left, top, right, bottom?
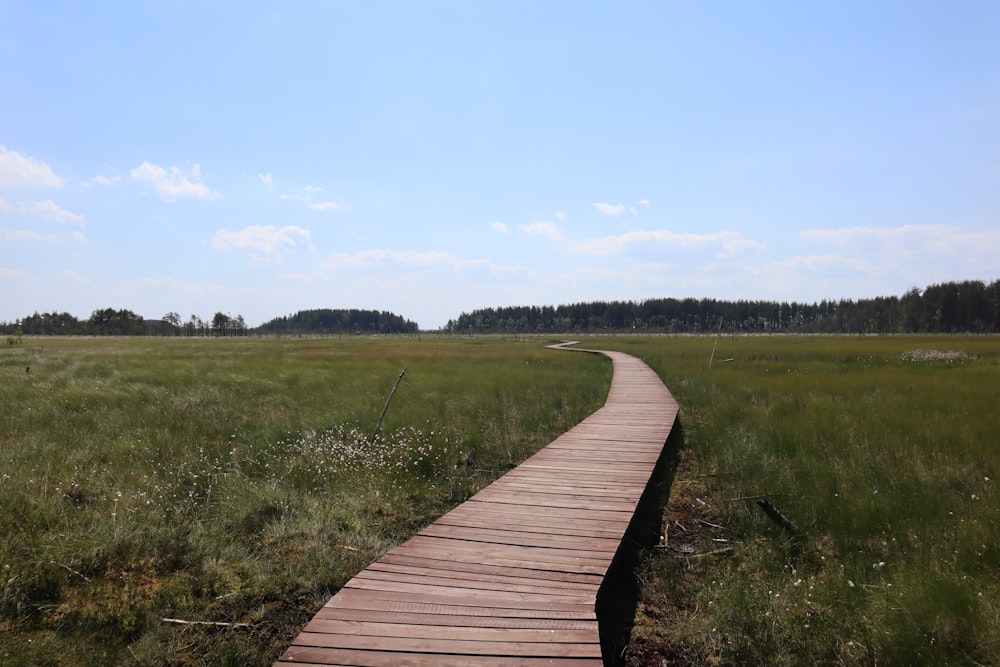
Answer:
595, 335, 1000, 666
2, 334, 997, 665
0, 337, 609, 665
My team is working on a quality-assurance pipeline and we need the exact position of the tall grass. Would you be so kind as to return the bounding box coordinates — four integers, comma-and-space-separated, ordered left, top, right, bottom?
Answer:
592, 335, 1000, 665
0, 336, 610, 665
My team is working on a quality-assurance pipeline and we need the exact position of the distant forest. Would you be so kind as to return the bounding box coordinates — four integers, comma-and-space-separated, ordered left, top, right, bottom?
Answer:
447, 280, 1000, 335
255, 309, 418, 335
2, 308, 418, 337
4, 280, 1000, 338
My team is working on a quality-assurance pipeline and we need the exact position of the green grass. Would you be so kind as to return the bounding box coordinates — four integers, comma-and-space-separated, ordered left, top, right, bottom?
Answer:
589, 335, 1000, 666
5, 334, 998, 665
0, 336, 610, 665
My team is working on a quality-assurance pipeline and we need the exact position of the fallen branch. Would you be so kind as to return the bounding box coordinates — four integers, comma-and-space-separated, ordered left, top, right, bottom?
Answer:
755, 498, 799, 537
161, 618, 253, 629
723, 493, 787, 503
51, 560, 91, 583
697, 518, 725, 530
690, 547, 734, 558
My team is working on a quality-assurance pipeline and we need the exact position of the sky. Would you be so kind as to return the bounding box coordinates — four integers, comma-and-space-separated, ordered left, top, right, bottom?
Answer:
2, 2, 998, 330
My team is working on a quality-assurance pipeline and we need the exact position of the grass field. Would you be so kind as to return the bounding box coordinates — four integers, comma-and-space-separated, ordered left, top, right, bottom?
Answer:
3, 334, 997, 665
588, 335, 1000, 666
0, 336, 610, 665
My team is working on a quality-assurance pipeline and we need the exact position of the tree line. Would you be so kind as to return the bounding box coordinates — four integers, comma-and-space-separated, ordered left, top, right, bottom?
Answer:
4, 280, 999, 337
3, 309, 250, 337
446, 280, 1000, 335
256, 308, 419, 335
1, 308, 418, 337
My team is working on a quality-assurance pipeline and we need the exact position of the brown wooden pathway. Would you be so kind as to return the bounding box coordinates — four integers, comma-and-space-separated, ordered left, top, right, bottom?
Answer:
275, 342, 678, 666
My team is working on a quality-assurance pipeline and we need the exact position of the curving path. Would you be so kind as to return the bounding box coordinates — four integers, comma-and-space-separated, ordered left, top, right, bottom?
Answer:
275, 342, 678, 666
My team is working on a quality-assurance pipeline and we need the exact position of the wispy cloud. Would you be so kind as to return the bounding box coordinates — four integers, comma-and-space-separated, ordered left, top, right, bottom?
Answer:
131, 161, 216, 200
27, 200, 85, 226
800, 224, 953, 245
0, 226, 83, 243
571, 229, 766, 258
309, 201, 342, 211
258, 173, 273, 187
0, 267, 34, 284
518, 221, 564, 241
0, 146, 64, 188
1, 226, 60, 242
554, 211, 567, 221
491, 222, 509, 233
85, 175, 120, 187
211, 225, 313, 264
798, 223, 1000, 271
594, 202, 625, 216
0, 196, 85, 230
630, 199, 651, 216
767, 254, 877, 274
323, 249, 535, 277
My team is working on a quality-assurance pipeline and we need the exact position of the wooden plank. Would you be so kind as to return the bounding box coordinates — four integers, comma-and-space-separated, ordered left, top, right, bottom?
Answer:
278, 646, 602, 667
275, 343, 678, 666
313, 607, 599, 630
375, 554, 603, 586
301, 619, 600, 644
285, 633, 602, 658
417, 524, 622, 550
349, 570, 598, 600
324, 589, 597, 619
367, 562, 599, 591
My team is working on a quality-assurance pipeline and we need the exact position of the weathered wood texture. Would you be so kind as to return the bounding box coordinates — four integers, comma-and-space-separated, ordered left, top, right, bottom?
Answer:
275, 343, 678, 666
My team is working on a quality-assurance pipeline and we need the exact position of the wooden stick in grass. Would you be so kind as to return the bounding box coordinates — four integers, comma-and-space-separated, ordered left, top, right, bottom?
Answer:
755, 498, 799, 537
370, 366, 407, 444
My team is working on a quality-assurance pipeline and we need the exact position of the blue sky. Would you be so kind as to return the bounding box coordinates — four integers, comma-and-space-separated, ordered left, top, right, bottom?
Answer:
2, 1, 998, 329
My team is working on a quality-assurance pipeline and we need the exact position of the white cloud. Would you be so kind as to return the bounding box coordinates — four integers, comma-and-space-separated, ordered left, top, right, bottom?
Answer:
491, 222, 509, 233
323, 249, 535, 277
0, 227, 87, 243
571, 229, 765, 258
130, 161, 216, 200
1, 226, 61, 242
767, 254, 876, 274
929, 227, 1000, 256
518, 221, 564, 241
309, 201, 342, 211
638, 198, 651, 207
594, 202, 625, 216
554, 211, 567, 221
85, 175, 120, 187
0, 267, 34, 284
796, 223, 1000, 272
27, 200, 85, 226
0, 146, 64, 188
799, 224, 952, 245
259, 173, 273, 187
303, 185, 324, 193
211, 225, 313, 264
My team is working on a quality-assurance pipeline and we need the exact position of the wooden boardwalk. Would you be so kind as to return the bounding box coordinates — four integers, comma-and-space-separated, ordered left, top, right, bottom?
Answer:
275, 343, 678, 666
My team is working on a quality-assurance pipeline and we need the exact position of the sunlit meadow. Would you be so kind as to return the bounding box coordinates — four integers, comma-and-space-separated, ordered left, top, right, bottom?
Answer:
592, 335, 1000, 666
0, 336, 610, 665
